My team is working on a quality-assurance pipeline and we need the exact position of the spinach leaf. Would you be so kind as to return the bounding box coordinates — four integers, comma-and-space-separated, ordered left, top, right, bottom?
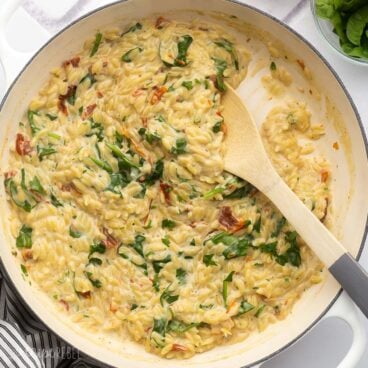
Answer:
21, 264, 28, 276
224, 183, 252, 199
20, 169, 29, 194
316, 0, 336, 18
347, 1, 361, 12
138, 127, 146, 136
89, 242, 106, 257
69, 226, 82, 238
253, 215, 261, 233
4, 179, 32, 212
175, 35, 193, 66
162, 235, 170, 247
203, 186, 224, 199
259, 232, 301, 267
46, 113, 57, 121
18, 170, 44, 205
270, 61, 277, 71
283, 231, 301, 267
176, 268, 186, 284
340, 0, 368, 12
159, 35, 193, 67
131, 260, 148, 275
27, 110, 39, 135
209, 232, 239, 246
171, 138, 187, 155
79, 72, 96, 86
90, 32, 103, 57
212, 120, 223, 133
47, 132, 61, 140
66, 87, 77, 105
259, 241, 278, 256
236, 300, 255, 316
88, 257, 102, 266
160, 285, 179, 306
16, 225, 32, 248
145, 132, 161, 144
50, 193, 63, 207
223, 271, 234, 307
121, 22, 142, 36
106, 172, 129, 193
332, 11, 350, 42
199, 304, 214, 310
152, 254, 172, 273
37, 145, 56, 161
315, 0, 368, 59
153, 273, 160, 291
152, 317, 167, 336
142, 159, 164, 185
179, 252, 193, 260
90, 157, 113, 173
182, 81, 193, 90
208, 232, 230, 244
85, 271, 102, 288
214, 38, 239, 70
341, 40, 368, 57
346, 5, 368, 45
222, 238, 249, 260
106, 143, 139, 169
203, 254, 217, 266
134, 184, 146, 199
255, 304, 265, 318
118, 251, 128, 259
29, 176, 46, 195
86, 120, 104, 141
115, 131, 124, 147
168, 320, 203, 333
156, 115, 165, 122
212, 58, 227, 92
271, 217, 286, 237
162, 219, 176, 230
121, 47, 143, 62
130, 234, 145, 258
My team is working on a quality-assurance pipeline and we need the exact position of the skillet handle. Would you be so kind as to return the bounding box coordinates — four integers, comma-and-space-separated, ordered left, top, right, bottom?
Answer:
324, 292, 367, 368
256, 292, 366, 368
329, 253, 368, 319
0, 0, 48, 91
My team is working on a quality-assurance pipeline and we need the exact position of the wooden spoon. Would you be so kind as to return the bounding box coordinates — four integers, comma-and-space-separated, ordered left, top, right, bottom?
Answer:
222, 84, 368, 317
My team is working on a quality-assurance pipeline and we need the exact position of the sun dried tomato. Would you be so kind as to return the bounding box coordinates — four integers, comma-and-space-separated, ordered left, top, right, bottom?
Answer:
160, 181, 172, 205
15, 133, 32, 156
82, 103, 97, 119
102, 227, 119, 249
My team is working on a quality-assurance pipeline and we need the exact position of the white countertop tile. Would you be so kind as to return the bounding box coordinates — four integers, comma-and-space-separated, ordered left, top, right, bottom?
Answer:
5, 6, 49, 52
23, 0, 82, 21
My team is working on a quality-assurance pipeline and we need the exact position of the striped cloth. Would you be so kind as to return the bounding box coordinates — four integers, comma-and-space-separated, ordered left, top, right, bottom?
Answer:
0, 266, 106, 368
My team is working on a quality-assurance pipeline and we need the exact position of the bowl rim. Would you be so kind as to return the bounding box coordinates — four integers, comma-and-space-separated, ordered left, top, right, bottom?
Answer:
0, 0, 367, 367
309, 0, 368, 66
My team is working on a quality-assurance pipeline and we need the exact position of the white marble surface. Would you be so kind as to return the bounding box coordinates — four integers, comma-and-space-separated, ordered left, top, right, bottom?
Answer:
1, 1, 367, 367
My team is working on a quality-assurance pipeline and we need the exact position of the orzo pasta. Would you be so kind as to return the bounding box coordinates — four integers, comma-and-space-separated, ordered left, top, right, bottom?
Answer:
4, 16, 329, 358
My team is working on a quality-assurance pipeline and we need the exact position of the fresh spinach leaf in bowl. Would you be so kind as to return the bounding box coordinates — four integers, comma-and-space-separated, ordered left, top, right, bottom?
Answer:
316, 0, 368, 59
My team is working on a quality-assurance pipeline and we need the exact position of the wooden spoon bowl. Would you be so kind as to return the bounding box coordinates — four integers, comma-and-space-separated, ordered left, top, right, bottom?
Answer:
223, 84, 368, 317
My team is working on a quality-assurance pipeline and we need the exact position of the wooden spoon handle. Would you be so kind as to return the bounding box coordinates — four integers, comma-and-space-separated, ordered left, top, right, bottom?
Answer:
263, 172, 368, 318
